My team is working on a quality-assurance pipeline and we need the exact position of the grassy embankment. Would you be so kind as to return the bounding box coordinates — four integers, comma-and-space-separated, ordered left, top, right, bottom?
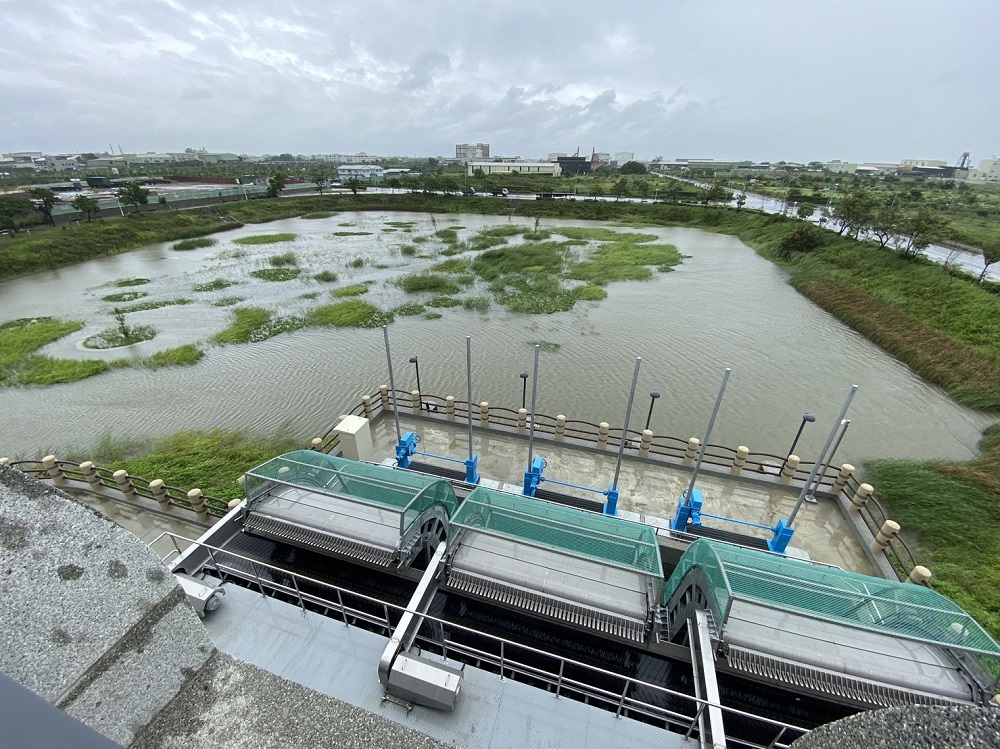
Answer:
74, 430, 302, 502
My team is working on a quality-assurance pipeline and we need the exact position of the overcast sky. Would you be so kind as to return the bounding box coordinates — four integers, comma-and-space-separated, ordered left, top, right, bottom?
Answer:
2, 1, 997, 163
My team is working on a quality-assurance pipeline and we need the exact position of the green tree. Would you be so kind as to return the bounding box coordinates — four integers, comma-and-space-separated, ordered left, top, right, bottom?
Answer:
619, 160, 647, 175
472, 167, 485, 178
438, 176, 460, 194
158, 195, 168, 210
831, 189, 875, 238
344, 177, 362, 195
0, 195, 36, 233
310, 167, 327, 195
71, 194, 101, 222
796, 202, 813, 220
612, 178, 630, 201
385, 178, 401, 193
870, 200, 902, 250
116, 181, 150, 213
29, 188, 58, 225
735, 193, 747, 211
979, 242, 1000, 283
265, 173, 286, 198
895, 208, 948, 259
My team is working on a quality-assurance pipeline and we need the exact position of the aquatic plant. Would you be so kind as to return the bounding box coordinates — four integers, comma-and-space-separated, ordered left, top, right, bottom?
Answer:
234, 233, 297, 245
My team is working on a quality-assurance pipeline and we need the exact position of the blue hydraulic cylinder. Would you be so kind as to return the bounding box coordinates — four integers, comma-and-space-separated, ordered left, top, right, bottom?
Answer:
522, 456, 545, 497
670, 489, 704, 531
395, 431, 418, 469
464, 454, 480, 485
768, 519, 794, 554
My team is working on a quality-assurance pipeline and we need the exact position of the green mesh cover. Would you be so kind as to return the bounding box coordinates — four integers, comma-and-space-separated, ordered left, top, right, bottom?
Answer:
246, 450, 458, 532
663, 539, 1000, 656
451, 486, 662, 576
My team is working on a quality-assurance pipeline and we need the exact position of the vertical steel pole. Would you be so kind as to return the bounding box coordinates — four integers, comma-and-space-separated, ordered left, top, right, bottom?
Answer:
806, 419, 851, 499
383, 326, 401, 442
684, 368, 732, 502
466, 336, 474, 461
611, 357, 641, 491
526, 345, 541, 470
788, 386, 858, 525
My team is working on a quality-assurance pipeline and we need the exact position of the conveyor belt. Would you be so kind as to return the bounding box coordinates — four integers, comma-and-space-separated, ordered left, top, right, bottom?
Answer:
683, 523, 769, 550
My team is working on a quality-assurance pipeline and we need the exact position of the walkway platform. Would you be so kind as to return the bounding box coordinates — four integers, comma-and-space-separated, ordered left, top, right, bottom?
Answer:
204, 584, 689, 749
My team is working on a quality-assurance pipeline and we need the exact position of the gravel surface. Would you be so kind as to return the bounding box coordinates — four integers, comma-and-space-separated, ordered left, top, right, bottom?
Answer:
793, 704, 1000, 749
131, 652, 453, 749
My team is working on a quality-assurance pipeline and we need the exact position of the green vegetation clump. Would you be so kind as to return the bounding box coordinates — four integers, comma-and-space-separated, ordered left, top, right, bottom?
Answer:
521, 230, 551, 241
193, 278, 237, 292
84, 429, 301, 502
331, 283, 372, 298
307, 300, 393, 328
143, 344, 204, 368
394, 303, 426, 316
250, 268, 302, 282
332, 231, 373, 237
234, 233, 297, 245
172, 237, 217, 251
431, 258, 470, 273
434, 228, 459, 243
569, 242, 683, 284
313, 270, 339, 282
462, 296, 491, 311
268, 252, 298, 267
211, 307, 306, 345
472, 242, 567, 280
301, 212, 335, 219
494, 276, 579, 314
400, 244, 417, 256
412, 235, 429, 244
426, 296, 462, 308
572, 285, 608, 301
552, 228, 657, 243
102, 291, 147, 303
386, 221, 415, 228
114, 298, 192, 313
1, 317, 83, 384
213, 296, 245, 307
13, 356, 116, 385
300, 292, 319, 300
84, 324, 157, 349
424, 312, 443, 320
527, 340, 562, 352
348, 257, 366, 268
115, 277, 150, 287
396, 272, 461, 294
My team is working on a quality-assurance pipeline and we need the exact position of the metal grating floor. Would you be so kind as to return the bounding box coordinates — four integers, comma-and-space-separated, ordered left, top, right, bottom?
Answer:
204, 585, 689, 749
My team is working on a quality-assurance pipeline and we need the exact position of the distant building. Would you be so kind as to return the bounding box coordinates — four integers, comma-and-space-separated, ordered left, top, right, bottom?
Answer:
901, 159, 947, 168
556, 156, 591, 175
87, 156, 130, 169
338, 164, 384, 179
969, 157, 1000, 182
456, 143, 490, 160
467, 161, 560, 177
130, 153, 174, 165
823, 161, 858, 174
3, 151, 43, 160
313, 153, 376, 164
613, 151, 634, 166
547, 152, 568, 161
45, 155, 82, 171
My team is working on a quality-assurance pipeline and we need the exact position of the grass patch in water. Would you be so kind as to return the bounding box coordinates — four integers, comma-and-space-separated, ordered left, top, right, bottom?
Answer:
115, 277, 150, 287
268, 252, 298, 267
172, 237, 217, 251
234, 233, 296, 245
521, 230, 551, 241
250, 268, 302, 282
193, 278, 236, 292
431, 258, 470, 273
552, 227, 657, 243
302, 212, 335, 219
396, 272, 461, 294
527, 340, 562, 352
142, 344, 204, 368
12, 356, 118, 385
426, 296, 462, 308
300, 292, 320, 300
102, 291, 147, 303
424, 312, 443, 320
412, 235, 429, 244
213, 296, 245, 307
348, 257, 365, 268
332, 231, 372, 237
313, 270, 339, 282
494, 276, 578, 314
480, 225, 524, 238
331, 283, 372, 298
434, 228, 459, 244
569, 242, 683, 284
394, 303, 426, 316
83, 429, 302, 502
462, 296, 491, 311
211, 307, 306, 345
400, 244, 417, 256
0, 317, 85, 383
472, 242, 567, 281
84, 324, 157, 349
306, 300, 393, 328
114, 298, 192, 313
386, 221, 415, 228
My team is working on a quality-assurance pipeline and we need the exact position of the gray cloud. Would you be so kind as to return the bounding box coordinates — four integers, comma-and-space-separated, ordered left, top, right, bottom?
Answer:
1, 0, 997, 162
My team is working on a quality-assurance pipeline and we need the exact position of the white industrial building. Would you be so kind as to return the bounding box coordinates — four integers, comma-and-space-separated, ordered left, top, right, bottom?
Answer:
466, 161, 561, 177
337, 164, 385, 179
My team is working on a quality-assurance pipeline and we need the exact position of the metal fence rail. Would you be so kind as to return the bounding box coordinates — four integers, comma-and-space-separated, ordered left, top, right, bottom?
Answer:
156, 532, 809, 749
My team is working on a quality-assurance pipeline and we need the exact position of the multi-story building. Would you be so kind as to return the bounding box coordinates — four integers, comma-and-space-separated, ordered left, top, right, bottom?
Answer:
969, 157, 1000, 182
456, 143, 490, 161
337, 164, 384, 179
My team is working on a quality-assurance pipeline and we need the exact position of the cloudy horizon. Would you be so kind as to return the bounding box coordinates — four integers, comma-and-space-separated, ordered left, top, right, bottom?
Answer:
2, 1, 997, 164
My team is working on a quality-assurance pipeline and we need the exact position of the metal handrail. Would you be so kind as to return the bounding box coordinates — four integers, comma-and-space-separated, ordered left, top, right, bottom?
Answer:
155, 532, 809, 748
